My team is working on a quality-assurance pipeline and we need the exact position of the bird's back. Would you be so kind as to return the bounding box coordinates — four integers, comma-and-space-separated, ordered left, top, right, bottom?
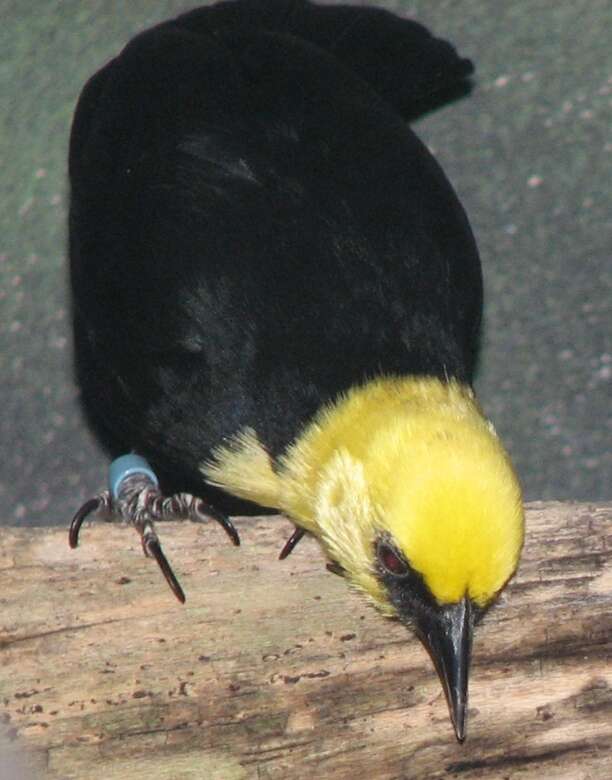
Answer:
69, 0, 481, 493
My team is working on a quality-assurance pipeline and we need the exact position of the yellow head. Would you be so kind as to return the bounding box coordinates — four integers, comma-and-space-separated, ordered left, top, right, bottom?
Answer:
300, 377, 524, 611
202, 375, 524, 740
379, 415, 524, 608
296, 377, 523, 740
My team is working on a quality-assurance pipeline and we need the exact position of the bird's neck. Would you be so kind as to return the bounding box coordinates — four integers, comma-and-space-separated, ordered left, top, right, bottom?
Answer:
276, 375, 483, 530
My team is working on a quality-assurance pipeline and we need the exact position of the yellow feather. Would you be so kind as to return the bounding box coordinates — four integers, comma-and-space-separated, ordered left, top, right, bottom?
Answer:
202, 427, 281, 509
201, 376, 524, 611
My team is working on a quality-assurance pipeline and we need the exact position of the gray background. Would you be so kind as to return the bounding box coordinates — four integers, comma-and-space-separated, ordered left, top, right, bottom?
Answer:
1, 0, 610, 527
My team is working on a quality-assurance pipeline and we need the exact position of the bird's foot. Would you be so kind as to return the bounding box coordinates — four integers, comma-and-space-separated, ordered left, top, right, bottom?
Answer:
278, 526, 306, 560
69, 454, 240, 602
278, 525, 345, 577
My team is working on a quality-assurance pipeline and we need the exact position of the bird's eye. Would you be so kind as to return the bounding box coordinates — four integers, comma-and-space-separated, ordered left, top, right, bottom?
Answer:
378, 541, 409, 576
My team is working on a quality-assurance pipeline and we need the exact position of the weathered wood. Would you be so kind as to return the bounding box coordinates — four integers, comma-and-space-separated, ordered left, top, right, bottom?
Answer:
1, 502, 610, 779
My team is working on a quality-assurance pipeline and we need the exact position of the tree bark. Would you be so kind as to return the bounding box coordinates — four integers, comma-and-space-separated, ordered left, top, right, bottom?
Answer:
1, 502, 611, 779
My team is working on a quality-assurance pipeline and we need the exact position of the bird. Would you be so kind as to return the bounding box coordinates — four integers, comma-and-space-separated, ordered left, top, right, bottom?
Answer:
68, 0, 524, 742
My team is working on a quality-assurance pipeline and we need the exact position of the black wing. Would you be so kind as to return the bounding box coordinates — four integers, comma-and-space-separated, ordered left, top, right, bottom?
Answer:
69, 0, 481, 495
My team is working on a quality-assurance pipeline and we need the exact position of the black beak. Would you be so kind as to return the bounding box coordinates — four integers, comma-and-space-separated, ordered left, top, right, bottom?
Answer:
415, 595, 473, 742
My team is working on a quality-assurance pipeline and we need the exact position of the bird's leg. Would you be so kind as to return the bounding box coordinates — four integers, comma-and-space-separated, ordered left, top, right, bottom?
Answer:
69, 455, 240, 603
279, 527, 345, 577
278, 526, 306, 560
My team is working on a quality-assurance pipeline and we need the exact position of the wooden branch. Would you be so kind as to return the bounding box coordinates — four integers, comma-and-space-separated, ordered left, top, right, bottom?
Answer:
1, 502, 611, 779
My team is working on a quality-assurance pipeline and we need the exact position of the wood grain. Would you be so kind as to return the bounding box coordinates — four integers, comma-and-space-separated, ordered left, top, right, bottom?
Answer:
1, 502, 611, 779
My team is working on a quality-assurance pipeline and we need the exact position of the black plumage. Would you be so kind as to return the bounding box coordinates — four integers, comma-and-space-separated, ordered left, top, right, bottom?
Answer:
69, 0, 480, 504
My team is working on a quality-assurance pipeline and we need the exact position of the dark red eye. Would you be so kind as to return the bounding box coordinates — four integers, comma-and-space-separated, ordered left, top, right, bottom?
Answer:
378, 542, 408, 576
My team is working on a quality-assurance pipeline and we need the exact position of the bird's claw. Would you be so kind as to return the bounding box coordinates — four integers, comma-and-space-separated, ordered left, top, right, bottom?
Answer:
278, 526, 306, 559
278, 526, 344, 577
141, 525, 186, 603
69, 492, 113, 549
69, 454, 240, 602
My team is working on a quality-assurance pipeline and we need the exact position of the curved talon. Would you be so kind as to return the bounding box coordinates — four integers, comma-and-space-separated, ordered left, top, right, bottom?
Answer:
194, 500, 241, 547
326, 561, 345, 577
143, 532, 186, 604
279, 526, 306, 560
69, 456, 239, 603
69, 496, 103, 548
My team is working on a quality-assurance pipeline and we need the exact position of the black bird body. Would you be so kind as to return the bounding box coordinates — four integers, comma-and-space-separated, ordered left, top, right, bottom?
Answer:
69, 2, 524, 742
70, 0, 480, 497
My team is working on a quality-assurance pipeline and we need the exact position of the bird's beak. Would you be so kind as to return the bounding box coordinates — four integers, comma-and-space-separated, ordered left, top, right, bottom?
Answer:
414, 595, 473, 742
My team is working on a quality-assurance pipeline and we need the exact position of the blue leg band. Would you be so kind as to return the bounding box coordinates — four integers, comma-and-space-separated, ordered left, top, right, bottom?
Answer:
109, 454, 159, 500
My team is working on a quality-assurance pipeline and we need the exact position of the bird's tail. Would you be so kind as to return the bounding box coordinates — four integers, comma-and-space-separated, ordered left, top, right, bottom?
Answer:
174, 0, 475, 121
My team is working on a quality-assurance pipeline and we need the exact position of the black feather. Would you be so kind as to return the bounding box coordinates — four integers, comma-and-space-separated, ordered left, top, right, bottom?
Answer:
69, 0, 481, 501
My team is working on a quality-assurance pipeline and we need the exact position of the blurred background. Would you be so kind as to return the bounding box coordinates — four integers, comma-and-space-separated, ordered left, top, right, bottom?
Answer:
1, 0, 610, 527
